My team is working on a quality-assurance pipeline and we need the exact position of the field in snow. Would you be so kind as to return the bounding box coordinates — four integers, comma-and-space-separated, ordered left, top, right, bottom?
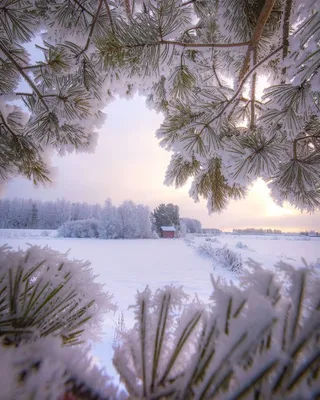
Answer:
1, 229, 319, 381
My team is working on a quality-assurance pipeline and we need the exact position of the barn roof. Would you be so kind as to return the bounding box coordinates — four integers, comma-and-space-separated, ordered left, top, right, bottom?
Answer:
160, 226, 176, 232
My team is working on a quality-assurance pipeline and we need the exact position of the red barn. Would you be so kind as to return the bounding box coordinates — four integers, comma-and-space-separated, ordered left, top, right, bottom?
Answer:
160, 226, 176, 238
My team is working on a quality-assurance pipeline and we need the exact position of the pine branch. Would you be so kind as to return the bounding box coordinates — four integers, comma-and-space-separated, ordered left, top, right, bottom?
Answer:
281, 0, 293, 81
293, 135, 320, 159
102, 0, 115, 34
124, 0, 132, 19
199, 45, 283, 135
181, 0, 195, 6
0, 115, 17, 138
71, 0, 94, 17
212, 61, 223, 88
0, 43, 49, 111
250, 48, 258, 129
78, 0, 103, 56
238, 0, 278, 81
0, 92, 33, 97
21, 64, 45, 70
160, 39, 251, 49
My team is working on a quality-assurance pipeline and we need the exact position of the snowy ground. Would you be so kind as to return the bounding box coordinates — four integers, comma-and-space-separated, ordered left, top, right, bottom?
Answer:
1, 229, 319, 382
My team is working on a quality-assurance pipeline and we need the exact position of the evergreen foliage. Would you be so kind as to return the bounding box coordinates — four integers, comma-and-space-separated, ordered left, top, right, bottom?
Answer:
114, 262, 320, 399
0, 244, 118, 399
1, 244, 320, 399
0, 0, 319, 213
152, 203, 180, 232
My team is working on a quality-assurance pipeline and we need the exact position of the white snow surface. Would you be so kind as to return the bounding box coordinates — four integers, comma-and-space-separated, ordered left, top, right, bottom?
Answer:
1, 230, 319, 381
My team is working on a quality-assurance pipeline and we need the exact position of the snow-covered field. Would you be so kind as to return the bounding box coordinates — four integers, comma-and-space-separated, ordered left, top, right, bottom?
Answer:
1, 229, 319, 381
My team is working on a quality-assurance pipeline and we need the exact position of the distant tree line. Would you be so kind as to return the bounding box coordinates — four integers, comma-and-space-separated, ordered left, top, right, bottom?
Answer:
180, 218, 202, 234
233, 228, 282, 235
59, 199, 155, 239
0, 198, 202, 239
0, 198, 102, 230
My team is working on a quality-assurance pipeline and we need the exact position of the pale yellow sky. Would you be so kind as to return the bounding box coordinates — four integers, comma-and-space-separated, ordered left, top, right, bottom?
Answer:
4, 96, 320, 232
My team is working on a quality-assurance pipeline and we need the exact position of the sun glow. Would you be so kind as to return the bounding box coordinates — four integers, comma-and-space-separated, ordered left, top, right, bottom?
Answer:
251, 179, 297, 217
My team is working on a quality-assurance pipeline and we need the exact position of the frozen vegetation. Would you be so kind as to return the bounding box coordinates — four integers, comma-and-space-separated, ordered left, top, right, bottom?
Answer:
1, 232, 320, 399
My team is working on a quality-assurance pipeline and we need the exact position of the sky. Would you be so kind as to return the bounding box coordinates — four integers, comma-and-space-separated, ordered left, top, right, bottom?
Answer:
3, 95, 320, 232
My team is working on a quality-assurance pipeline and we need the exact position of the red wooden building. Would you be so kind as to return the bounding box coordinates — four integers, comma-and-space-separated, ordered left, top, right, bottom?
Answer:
160, 226, 176, 238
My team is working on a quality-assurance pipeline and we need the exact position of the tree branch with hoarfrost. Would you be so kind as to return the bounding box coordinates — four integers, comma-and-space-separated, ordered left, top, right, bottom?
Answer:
113, 262, 320, 399
1, 243, 320, 399
0, 0, 319, 213
0, 244, 118, 399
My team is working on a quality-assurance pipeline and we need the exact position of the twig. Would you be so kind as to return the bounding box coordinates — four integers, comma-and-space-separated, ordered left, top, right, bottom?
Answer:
238, 0, 277, 81
124, 0, 132, 19
102, 0, 115, 34
78, 0, 103, 56
213, 65, 223, 88
21, 63, 47, 70
161, 39, 251, 49
71, 0, 94, 17
121, 39, 251, 50
281, 0, 293, 81
0, 115, 19, 137
293, 135, 320, 159
250, 48, 258, 128
181, 0, 195, 6
0, 92, 33, 97
212, 49, 223, 88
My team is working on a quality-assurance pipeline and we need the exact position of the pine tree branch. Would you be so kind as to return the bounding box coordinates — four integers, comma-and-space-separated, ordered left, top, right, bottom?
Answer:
211, 49, 223, 88
182, 25, 203, 41
16, 92, 34, 97
0, 115, 19, 138
120, 39, 251, 50
78, 0, 103, 56
181, 0, 195, 6
102, 0, 115, 34
0, 43, 49, 111
0, 92, 33, 97
71, 0, 94, 17
21, 64, 45, 70
42, 94, 61, 98
238, 0, 277, 81
281, 0, 293, 81
162, 39, 251, 49
293, 135, 320, 159
213, 66, 223, 88
199, 45, 283, 135
250, 48, 258, 128
124, 0, 132, 19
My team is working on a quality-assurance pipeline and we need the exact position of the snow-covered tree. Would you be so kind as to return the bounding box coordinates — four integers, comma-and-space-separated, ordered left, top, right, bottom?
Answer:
180, 217, 202, 233
152, 203, 180, 232
0, 197, 102, 229
136, 204, 154, 238
98, 198, 120, 239
117, 200, 140, 239
1, 0, 319, 213
58, 218, 100, 238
